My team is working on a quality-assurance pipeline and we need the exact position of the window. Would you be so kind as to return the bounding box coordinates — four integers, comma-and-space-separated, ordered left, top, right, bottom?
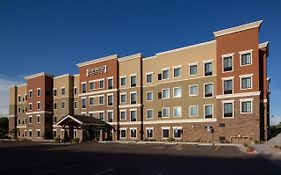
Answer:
107, 95, 113, 106
146, 128, 153, 138
108, 78, 113, 89
107, 111, 113, 122
53, 130, 57, 137
162, 128, 169, 138
99, 80, 104, 89
162, 69, 170, 80
173, 107, 182, 117
204, 83, 213, 98
241, 76, 252, 89
61, 88, 65, 95
61, 101, 65, 109
53, 89, 57, 96
130, 110, 137, 121
89, 112, 94, 117
53, 116, 57, 124
223, 56, 233, 72
89, 82, 95, 91
37, 101, 41, 110
53, 102, 57, 110
241, 52, 252, 66
37, 115, 40, 123
29, 103, 32, 111
146, 109, 153, 119
99, 112, 104, 120
29, 90, 33, 98
89, 97, 94, 106
130, 75, 137, 87
162, 107, 170, 118
241, 100, 252, 114
74, 87, 77, 95
98, 96, 104, 105
173, 128, 182, 138
81, 98, 86, 108
74, 101, 78, 109
18, 108, 21, 113
120, 129, 126, 138
146, 91, 153, 101
120, 110, 126, 120
224, 102, 233, 118
74, 129, 77, 138
37, 89, 41, 97
29, 130, 32, 137
173, 67, 181, 78
18, 119, 20, 124
189, 105, 198, 117
18, 95, 21, 102
189, 85, 198, 96
173, 87, 181, 98
130, 128, 137, 138
223, 79, 233, 94
146, 73, 152, 83
204, 105, 213, 118
189, 64, 197, 76
36, 130, 40, 138
130, 92, 137, 104
120, 93, 126, 103
82, 83, 87, 93
162, 88, 170, 99
120, 76, 126, 86
29, 116, 32, 124
204, 62, 212, 76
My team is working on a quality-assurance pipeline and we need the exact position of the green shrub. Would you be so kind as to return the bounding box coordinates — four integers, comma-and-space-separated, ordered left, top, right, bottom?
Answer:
73, 138, 80, 144
167, 137, 175, 142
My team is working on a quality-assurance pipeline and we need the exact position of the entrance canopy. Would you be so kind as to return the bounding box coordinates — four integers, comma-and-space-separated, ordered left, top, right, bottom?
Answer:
55, 115, 113, 130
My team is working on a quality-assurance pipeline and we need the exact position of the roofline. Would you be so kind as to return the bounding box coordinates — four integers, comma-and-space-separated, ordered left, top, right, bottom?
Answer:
53, 74, 73, 79
259, 41, 269, 49
76, 54, 118, 68
156, 40, 216, 56
24, 72, 54, 80
118, 53, 142, 62
142, 56, 156, 61
214, 20, 263, 38
74, 74, 80, 77
54, 114, 83, 126
16, 83, 27, 87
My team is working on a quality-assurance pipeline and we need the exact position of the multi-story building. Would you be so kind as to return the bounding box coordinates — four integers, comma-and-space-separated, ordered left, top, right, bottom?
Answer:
8, 20, 270, 143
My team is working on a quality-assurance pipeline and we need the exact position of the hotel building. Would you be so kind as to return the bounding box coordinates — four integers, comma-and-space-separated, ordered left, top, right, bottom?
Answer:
9, 20, 270, 143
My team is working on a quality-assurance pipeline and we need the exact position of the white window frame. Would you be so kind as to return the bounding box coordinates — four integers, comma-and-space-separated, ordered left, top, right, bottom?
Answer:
146, 109, 154, 120
239, 49, 253, 66
61, 101, 66, 109
81, 97, 87, 109
130, 128, 137, 138
240, 98, 253, 114
204, 104, 214, 119
120, 75, 126, 86
162, 67, 170, 80
162, 107, 170, 118
189, 84, 198, 97
222, 76, 234, 95
29, 103, 32, 111
107, 93, 114, 106
188, 62, 198, 76
74, 101, 78, 109
173, 106, 182, 118
240, 74, 253, 90
173, 65, 182, 78
107, 110, 114, 122
120, 128, 127, 138
97, 95, 105, 105
99, 79, 105, 89
146, 72, 153, 84
162, 88, 170, 99
222, 100, 235, 119
204, 82, 214, 98
130, 91, 137, 104
107, 77, 114, 89
29, 90, 33, 98
53, 102, 57, 110
189, 105, 199, 117
173, 126, 182, 139
173, 87, 182, 98
37, 101, 41, 110
130, 73, 137, 87
120, 109, 127, 121
36, 129, 41, 138
37, 88, 41, 97
89, 96, 94, 106
146, 127, 154, 138
146, 91, 153, 101
81, 82, 87, 93
89, 81, 95, 91
161, 127, 170, 139
120, 92, 127, 104
203, 60, 213, 76
130, 108, 137, 122
36, 114, 40, 123
222, 53, 234, 73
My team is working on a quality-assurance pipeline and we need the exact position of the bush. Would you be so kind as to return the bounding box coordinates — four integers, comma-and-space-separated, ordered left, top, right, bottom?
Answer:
167, 137, 175, 142
54, 137, 60, 143
73, 138, 80, 144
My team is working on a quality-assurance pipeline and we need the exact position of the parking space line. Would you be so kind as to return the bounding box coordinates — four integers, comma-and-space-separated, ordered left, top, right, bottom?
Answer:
31, 164, 78, 175
93, 168, 115, 175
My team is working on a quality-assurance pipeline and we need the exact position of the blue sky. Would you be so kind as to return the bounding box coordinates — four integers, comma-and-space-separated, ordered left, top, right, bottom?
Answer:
0, 0, 280, 124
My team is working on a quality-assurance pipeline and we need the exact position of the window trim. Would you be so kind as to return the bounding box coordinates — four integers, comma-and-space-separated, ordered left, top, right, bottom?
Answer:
173, 106, 182, 118
37, 101, 41, 110
89, 96, 95, 106
239, 74, 253, 90
130, 108, 137, 122
203, 60, 213, 76
37, 88, 41, 97
36, 114, 40, 123
130, 128, 137, 139
173, 126, 183, 139
120, 128, 127, 138
173, 87, 182, 98
146, 72, 153, 84
222, 100, 235, 119
81, 82, 87, 93
189, 105, 199, 117
222, 53, 234, 73
162, 107, 170, 118
81, 97, 87, 109
74, 101, 78, 109
107, 93, 114, 107
130, 74, 137, 87
161, 67, 170, 80
204, 82, 214, 99
161, 88, 170, 99
61, 101, 66, 109
130, 91, 137, 104
204, 104, 214, 119
189, 84, 198, 97
240, 98, 253, 114
188, 62, 198, 76
61, 87, 66, 96
146, 109, 154, 120
120, 92, 127, 104
107, 77, 114, 89
107, 110, 114, 122
173, 65, 182, 78
89, 81, 95, 91
120, 109, 127, 121
120, 75, 127, 87
222, 76, 234, 95
146, 127, 154, 138
146, 91, 153, 101
239, 49, 253, 66
161, 127, 170, 139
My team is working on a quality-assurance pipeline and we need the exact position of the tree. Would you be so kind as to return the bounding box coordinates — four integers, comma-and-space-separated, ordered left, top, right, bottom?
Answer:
0, 117, 9, 139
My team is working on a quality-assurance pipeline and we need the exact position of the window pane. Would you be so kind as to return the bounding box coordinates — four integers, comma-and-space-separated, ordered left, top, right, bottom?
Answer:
224, 57, 232, 71
173, 107, 181, 117
190, 85, 198, 96
174, 87, 181, 97
224, 80, 232, 94
162, 89, 169, 98
242, 101, 252, 113
147, 74, 152, 83
190, 65, 197, 75
121, 77, 126, 86
131, 93, 137, 104
147, 92, 153, 101
224, 103, 233, 117
108, 79, 113, 89
174, 67, 181, 77
131, 111, 137, 121
241, 53, 251, 65
205, 105, 213, 118
163, 129, 169, 138
162, 70, 169, 79
205, 84, 213, 97
121, 94, 126, 103
205, 62, 212, 76
147, 110, 153, 119
131, 76, 136, 87
190, 106, 198, 116
242, 77, 251, 89
174, 129, 182, 138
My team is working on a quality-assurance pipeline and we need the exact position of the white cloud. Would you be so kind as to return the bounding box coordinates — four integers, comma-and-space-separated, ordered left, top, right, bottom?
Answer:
0, 74, 24, 115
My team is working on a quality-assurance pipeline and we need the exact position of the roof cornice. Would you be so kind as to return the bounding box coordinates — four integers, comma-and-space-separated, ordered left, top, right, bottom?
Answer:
24, 72, 54, 80
118, 53, 142, 62
76, 54, 118, 68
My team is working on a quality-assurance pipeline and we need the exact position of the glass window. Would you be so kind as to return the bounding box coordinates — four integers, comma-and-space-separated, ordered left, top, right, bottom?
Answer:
173, 128, 182, 138
120, 93, 126, 103
130, 92, 137, 104
29, 90, 33, 98
205, 105, 213, 118
131, 75, 137, 87
37, 115, 40, 123
204, 84, 213, 97
162, 129, 169, 138
173, 67, 181, 77
162, 108, 169, 118
190, 65, 197, 75
99, 112, 104, 120
162, 69, 169, 80
146, 74, 152, 83
61, 101, 65, 109
162, 89, 170, 99
241, 53, 251, 65
61, 88, 65, 95
99, 80, 104, 89
18, 96, 21, 102
29, 116, 32, 124
146, 92, 153, 101
98, 96, 104, 105
120, 129, 126, 138
173, 87, 181, 98
81, 98, 86, 108
121, 77, 126, 86
242, 101, 252, 113
224, 103, 233, 118
120, 111, 126, 120
108, 111, 113, 122
147, 129, 153, 138
74, 88, 77, 95
147, 109, 153, 119
173, 107, 182, 117
37, 89, 41, 97
223, 56, 233, 72
82, 83, 87, 93
29, 103, 32, 111
224, 79, 233, 94
241, 77, 252, 89
37, 102, 41, 110
204, 62, 212, 76
189, 105, 198, 117
89, 82, 95, 90
130, 110, 137, 121
130, 129, 137, 138
108, 78, 113, 89
89, 97, 94, 106
108, 95, 113, 106
74, 101, 77, 109
189, 85, 198, 96
53, 89, 57, 96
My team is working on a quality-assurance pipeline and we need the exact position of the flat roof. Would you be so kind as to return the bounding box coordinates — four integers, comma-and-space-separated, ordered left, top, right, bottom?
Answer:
24, 72, 54, 80
76, 54, 118, 68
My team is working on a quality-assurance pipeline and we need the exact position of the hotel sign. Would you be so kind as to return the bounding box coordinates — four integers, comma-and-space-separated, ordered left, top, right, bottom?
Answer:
86, 65, 107, 76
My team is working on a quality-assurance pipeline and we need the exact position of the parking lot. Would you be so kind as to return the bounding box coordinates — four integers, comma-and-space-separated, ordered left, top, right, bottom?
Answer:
0, 141, 281, 175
